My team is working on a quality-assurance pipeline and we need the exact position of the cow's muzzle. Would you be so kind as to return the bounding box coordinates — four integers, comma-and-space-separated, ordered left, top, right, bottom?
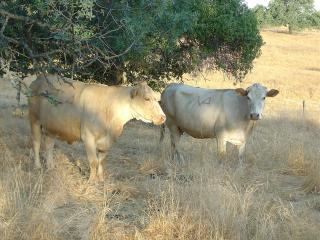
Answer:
153, 114, 166, 125
250, 113, 260, 120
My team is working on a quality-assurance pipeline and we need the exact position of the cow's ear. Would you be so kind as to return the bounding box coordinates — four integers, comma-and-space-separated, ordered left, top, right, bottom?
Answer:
130, 87, 139, 99
266, 89, 279, 97
235, 88, 248, 96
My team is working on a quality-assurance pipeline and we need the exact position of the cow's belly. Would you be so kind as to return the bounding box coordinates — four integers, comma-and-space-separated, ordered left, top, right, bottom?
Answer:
44, 127, 80, 144
178, 125, 213, 139
39, 102, 81, 144
176, 117, 215, 139
173, 99, 220, 139
173, 113, 217, 139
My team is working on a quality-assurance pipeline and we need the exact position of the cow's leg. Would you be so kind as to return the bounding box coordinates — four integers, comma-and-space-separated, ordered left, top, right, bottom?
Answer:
96, 136, 112, 182
168, 124, 183, 163
237, 143, 246, 166
97, 151, 108, 182
217, 137, 226, 163
44, 135, 55, 169
30, 121, 42, 169
83, 136, 98, 183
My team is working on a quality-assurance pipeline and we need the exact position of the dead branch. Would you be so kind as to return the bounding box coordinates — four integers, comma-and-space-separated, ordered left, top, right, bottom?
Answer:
0, 9, 59, 30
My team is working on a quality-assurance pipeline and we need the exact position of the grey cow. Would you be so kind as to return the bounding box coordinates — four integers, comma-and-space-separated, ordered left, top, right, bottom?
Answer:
160, 83, 279, 165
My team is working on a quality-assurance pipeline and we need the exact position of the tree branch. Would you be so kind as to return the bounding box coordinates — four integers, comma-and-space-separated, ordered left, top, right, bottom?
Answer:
0, 16, 8, 35
0, 9, 58, 30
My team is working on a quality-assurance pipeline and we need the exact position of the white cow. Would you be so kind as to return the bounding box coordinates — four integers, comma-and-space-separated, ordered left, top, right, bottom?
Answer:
160, 83, 279, 164
28, 74, 166, 182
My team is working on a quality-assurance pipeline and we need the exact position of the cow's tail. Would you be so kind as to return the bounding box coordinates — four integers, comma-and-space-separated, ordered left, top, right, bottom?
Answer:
159, 123, 165, 143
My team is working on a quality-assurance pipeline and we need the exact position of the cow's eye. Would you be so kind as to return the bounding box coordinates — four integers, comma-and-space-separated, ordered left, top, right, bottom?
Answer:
145, 97, 151, 101
246, 96, 250, 100
262, 97, 266, 100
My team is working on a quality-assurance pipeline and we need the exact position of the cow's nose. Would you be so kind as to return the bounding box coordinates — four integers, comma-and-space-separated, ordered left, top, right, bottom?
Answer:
154, 114, 166, 125
250, 113, 260, 120
159, 114, 166, 123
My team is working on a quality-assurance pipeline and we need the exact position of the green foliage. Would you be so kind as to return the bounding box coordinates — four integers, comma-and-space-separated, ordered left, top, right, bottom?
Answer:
0, 0, 263, 86
308, 10, 320, 28
269, 0, 315, 33
252, 0, 319, 33
253, 5, 274, 27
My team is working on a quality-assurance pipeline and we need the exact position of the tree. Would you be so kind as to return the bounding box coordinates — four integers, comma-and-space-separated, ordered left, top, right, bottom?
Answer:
269, 0, 315, 33
309, 10, 320, 28
0, 0, 263, 87
253, 5, 273, 27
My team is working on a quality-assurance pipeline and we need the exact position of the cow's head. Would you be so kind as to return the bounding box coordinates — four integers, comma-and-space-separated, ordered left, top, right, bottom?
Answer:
235, 83, 279, 120
130, 82, 166, 125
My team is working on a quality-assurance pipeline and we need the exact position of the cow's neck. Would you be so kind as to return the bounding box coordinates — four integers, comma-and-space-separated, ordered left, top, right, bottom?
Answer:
106, 87, 149, 126
115, 103, 135, 126
103, 88, 135, 127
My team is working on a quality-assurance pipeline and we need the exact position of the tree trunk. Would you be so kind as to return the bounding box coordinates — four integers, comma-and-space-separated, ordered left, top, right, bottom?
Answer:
115, 68, 127, 84
288, 24, 293, 34
105, 66, 126, 85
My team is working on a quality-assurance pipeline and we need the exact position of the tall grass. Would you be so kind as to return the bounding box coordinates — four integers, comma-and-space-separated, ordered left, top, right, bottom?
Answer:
1, 29, 320, 239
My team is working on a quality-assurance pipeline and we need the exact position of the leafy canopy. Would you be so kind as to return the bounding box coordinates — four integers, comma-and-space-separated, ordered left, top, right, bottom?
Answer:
253, 0, 320, 32
0, 0, 263, 86
269, 0, 315, 32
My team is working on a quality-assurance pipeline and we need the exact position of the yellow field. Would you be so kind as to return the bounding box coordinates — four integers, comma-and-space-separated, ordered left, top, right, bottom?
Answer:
1, 30, 320, 240
189, 30, 320, 99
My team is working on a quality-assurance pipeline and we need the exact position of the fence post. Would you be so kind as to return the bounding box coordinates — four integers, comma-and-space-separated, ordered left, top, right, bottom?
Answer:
302, 100, 305, 127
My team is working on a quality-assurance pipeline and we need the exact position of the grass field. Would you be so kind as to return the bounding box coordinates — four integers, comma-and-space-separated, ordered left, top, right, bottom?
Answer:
1, 29, 320, 240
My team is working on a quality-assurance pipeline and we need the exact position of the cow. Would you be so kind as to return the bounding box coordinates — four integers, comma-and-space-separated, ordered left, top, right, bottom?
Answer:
160, 83, 279, 165
28, 74, 166, 183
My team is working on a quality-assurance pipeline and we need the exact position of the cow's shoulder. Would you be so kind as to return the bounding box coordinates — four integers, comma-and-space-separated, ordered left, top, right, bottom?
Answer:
221, 89, 245, 102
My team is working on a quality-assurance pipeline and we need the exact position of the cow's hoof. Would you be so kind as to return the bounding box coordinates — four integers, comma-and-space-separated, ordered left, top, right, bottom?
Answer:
34, 164, 42, 170
98, 176, 104, 183
46, 163, 55, 170
46, 166, 55, 172
33, 166, 44, 175
88, 176, 99, 184
173, 153, 185, 165
236, 163, 248, 175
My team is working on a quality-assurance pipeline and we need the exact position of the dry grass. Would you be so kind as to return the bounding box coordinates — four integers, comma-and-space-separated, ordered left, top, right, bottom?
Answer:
187, 29, 320, 101
1, 29, 320, 239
